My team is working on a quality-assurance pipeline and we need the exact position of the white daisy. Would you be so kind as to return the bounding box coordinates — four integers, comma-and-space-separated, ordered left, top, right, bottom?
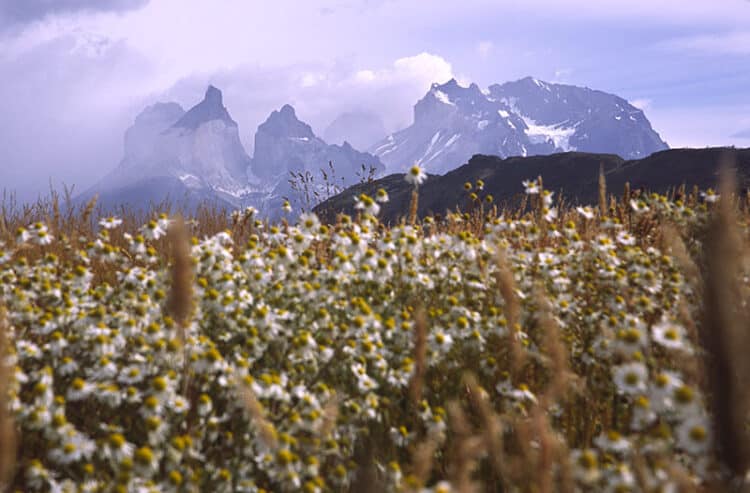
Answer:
99, 216, 123, 229
676, 415, 712, 455
576, 206, 595, 220
405, 165, 427, 186
612, 362, 648, 396
375, 188, 389, 203
594, 430, 631, 455
651, 319, 690, 352
522, 179, 540, 195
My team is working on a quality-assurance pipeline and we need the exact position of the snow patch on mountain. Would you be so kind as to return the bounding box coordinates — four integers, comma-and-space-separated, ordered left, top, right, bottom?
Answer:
445, 134, 461, 148
433, 89, 455, 106
178, 173, 202, 189
522, 118, 578, 152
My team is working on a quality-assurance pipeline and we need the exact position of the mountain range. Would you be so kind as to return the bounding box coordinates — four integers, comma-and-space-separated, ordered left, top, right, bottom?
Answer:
82, 86, 383, 217
81, 77, 671, 216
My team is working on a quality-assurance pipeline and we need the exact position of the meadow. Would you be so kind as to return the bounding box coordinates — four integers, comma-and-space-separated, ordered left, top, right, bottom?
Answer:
0, 166, 749, 492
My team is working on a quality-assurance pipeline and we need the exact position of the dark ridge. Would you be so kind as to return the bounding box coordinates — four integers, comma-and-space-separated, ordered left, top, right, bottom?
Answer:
314, 147, 750, 224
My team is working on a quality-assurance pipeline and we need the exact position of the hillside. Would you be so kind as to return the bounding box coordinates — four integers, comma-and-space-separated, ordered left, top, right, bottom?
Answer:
315, 147, 750, 223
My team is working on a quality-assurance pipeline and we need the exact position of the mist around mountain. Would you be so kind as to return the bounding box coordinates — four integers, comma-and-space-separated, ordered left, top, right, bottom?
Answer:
322, 111, 387, 150
83, 87, 384, 218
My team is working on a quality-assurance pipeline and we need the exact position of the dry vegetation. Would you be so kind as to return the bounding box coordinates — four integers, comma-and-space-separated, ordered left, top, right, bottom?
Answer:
1, 165, 749, 492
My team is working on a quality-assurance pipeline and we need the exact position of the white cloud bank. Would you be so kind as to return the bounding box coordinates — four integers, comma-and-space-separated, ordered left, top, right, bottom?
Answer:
164, 52, 455, 153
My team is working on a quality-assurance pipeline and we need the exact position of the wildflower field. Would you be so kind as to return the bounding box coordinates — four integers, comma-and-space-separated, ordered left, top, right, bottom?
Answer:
1, 169, 749, 492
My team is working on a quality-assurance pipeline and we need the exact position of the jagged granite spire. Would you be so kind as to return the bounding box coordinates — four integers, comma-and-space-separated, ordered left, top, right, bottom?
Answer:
257, 104, 315, 139
250, 103, 384, 187
172, 85, 237, 130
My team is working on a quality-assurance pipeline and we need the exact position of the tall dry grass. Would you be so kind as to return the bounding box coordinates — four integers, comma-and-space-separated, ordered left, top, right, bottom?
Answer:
701, 168, 750, 488
0, 305, 16, 490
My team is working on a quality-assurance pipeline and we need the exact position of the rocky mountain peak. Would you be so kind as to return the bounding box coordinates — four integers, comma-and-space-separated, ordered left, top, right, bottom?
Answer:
172, 85, 237, 130
434, 78, 459, 90
204, 85, 223, 105
416, 79, 489, 123
279, 103, 296, 117
251, 104, 384, 194
257, 104, 315, 140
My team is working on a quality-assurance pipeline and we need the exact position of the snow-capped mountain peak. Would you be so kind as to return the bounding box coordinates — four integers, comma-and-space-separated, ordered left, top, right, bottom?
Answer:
257, 104, 317, 141
370, 76, 668, 174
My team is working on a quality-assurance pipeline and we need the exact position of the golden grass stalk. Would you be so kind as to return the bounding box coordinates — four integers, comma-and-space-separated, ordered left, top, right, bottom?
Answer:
598, 163, 607, 218
238, 383, 278, 450
659, 224, 700, 287
410, 435, 438, 489
0, 305, 16, 488
700, 165, 750, 478
166, 216, 194, 340
534, 288, 573, 402
495, 249, 524, 378
168, 216, 195, 400
535, 175, 545, 220
530, 406, 555, 493
316, 395, 339, 439
463, 373, 505, 487
408, 189, 419, 225
623, 181, 631, 206
81, 194, 98, 231
446, 401, 483, 493
408, 307, 428, 406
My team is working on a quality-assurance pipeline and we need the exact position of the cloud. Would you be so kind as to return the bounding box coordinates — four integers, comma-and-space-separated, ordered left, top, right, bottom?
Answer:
553, 68, 573, 82
733, 129, 750, 139
658, 31, 750, 55
0, 0, 149, 27
163, 52, 456, 152
388, 53, 455, 87
477, 41, 493, 58
0, 31, 156, 200
323, 52, 455, 129
630, 98, 652, 111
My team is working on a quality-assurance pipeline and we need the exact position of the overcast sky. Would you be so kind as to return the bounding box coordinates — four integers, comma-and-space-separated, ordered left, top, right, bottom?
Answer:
1, 0, 749, 200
